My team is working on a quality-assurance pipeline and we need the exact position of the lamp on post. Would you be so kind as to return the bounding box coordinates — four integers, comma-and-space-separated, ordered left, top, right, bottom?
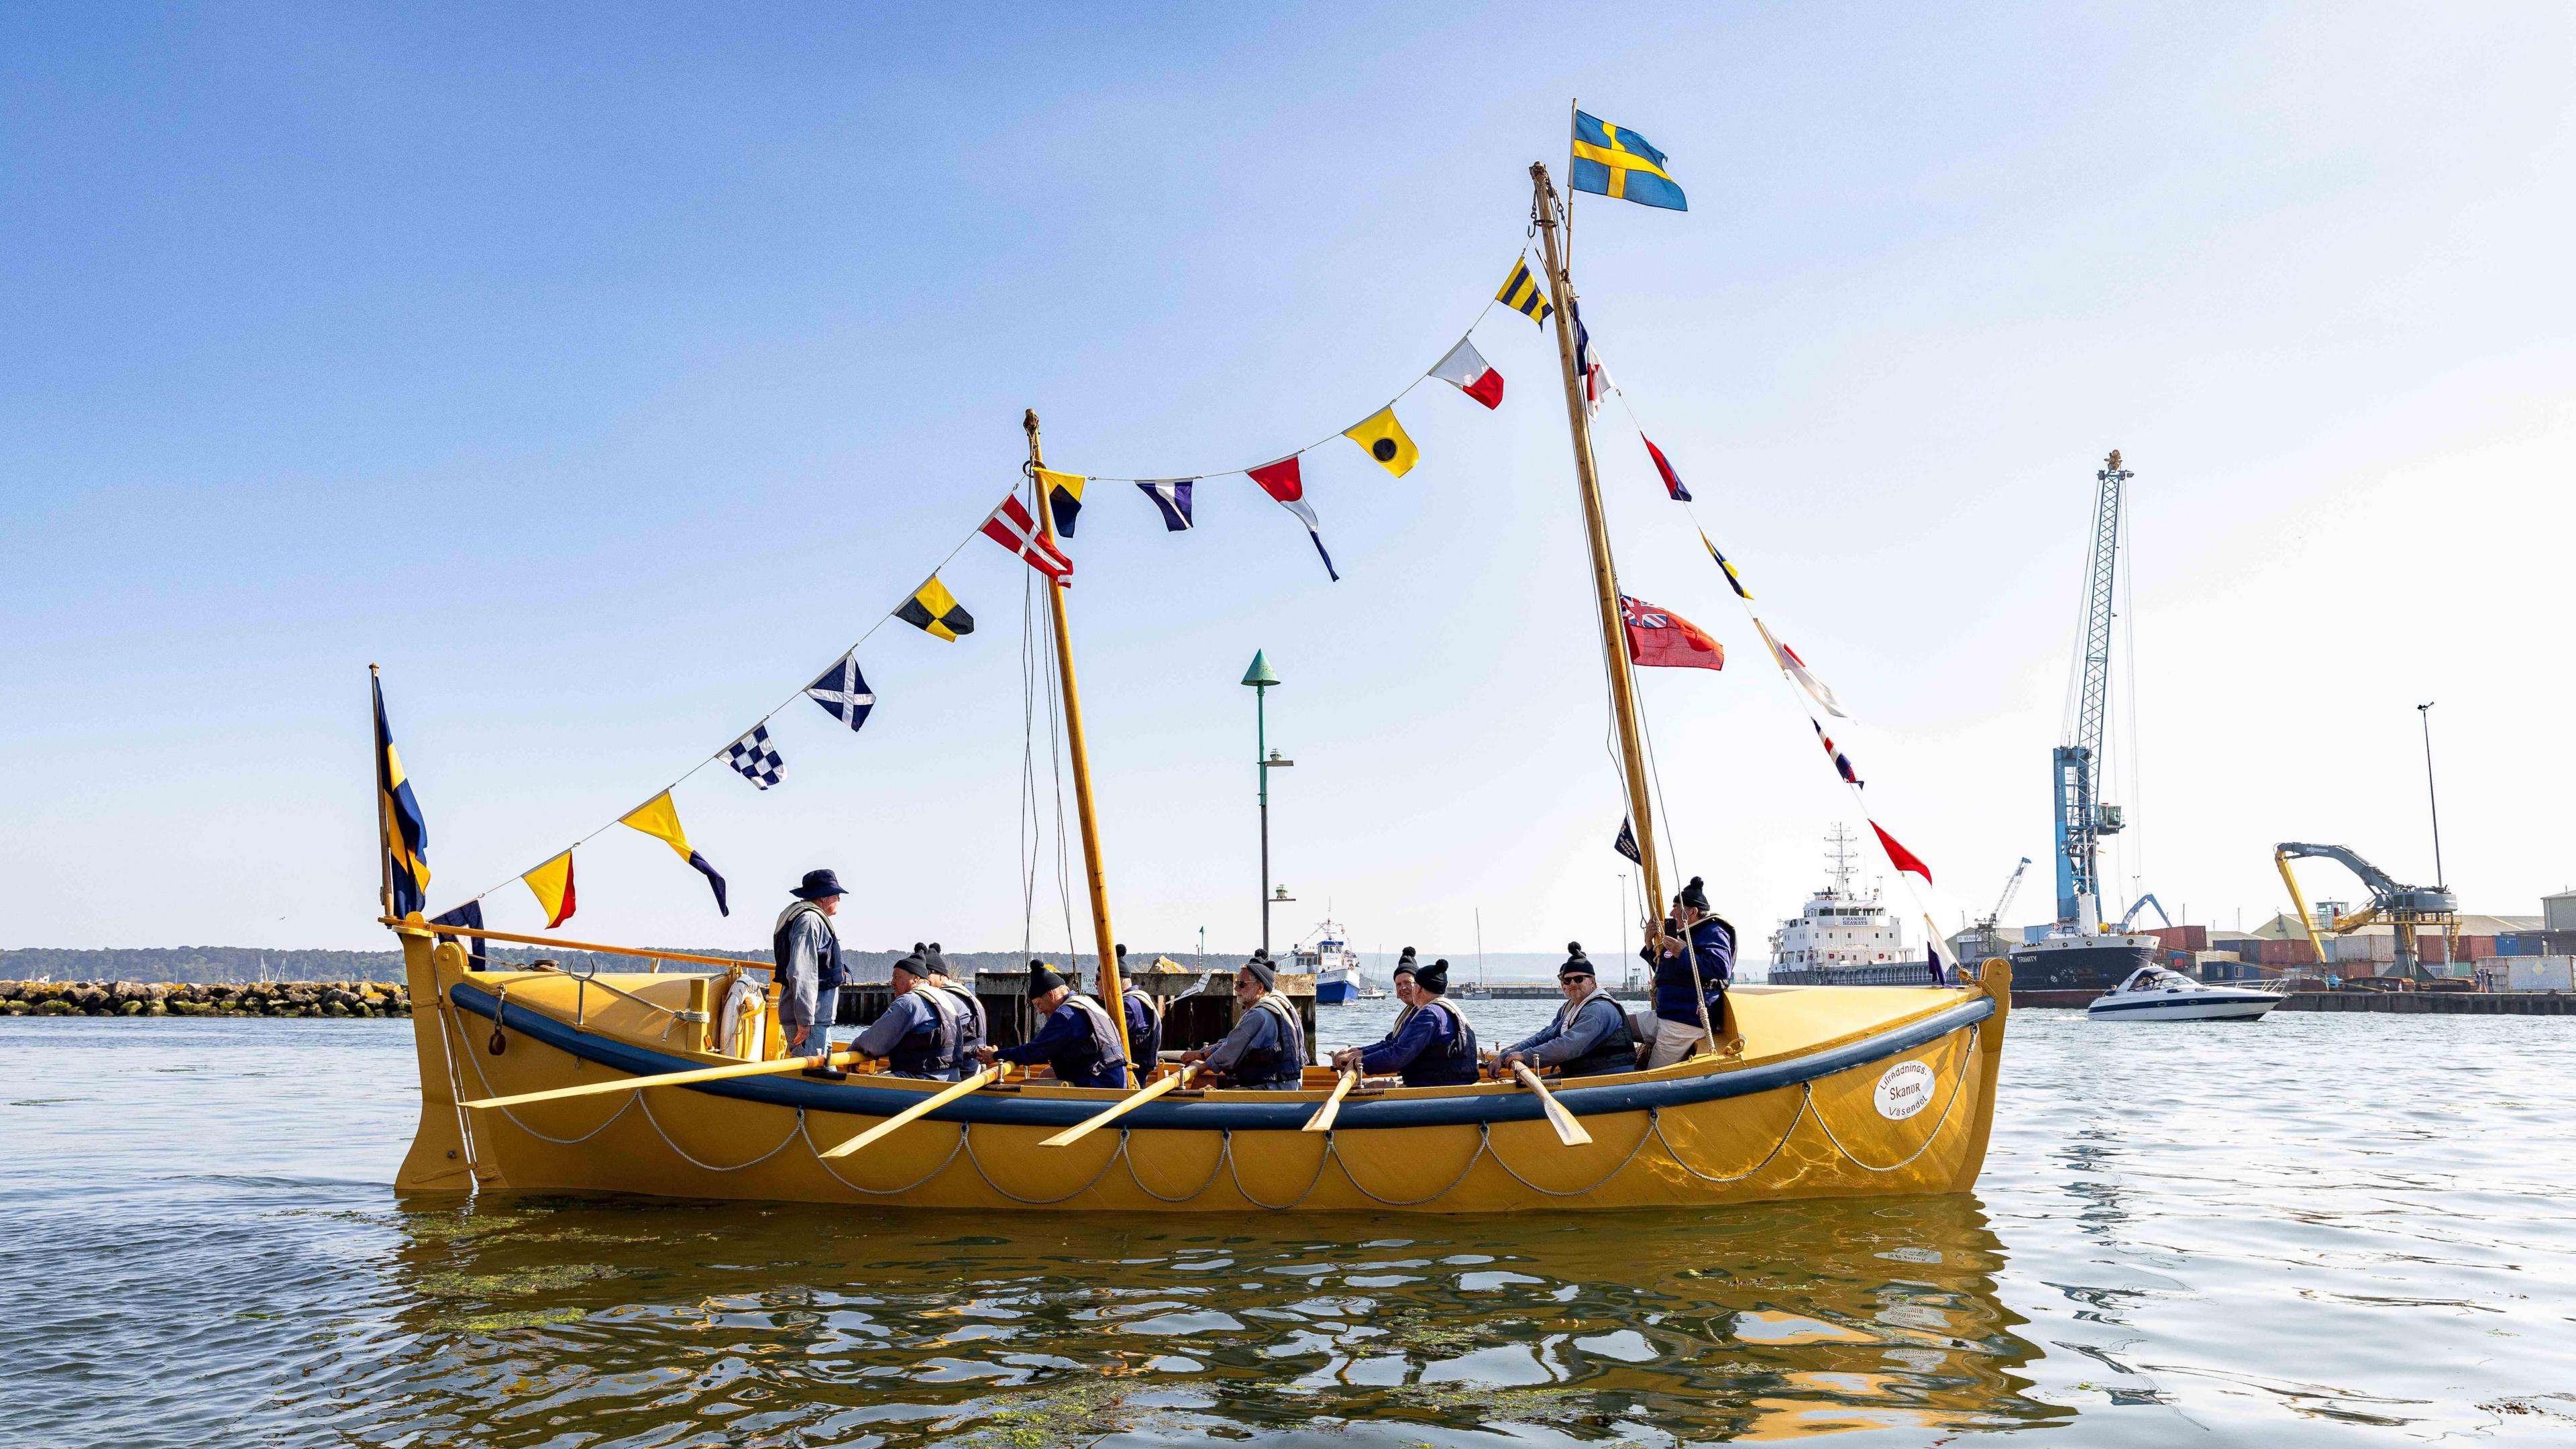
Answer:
1242, 651, 1292, 955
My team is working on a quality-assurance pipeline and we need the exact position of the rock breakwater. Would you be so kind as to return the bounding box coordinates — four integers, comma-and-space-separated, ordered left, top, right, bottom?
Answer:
0, 980, 410, 1018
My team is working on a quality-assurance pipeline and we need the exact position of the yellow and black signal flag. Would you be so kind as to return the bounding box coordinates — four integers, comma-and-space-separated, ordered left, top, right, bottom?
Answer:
1698, 527, 1753, 600
371, 672, 430, 918
895, 574, 975, 641
1342, 407, 1419, 477
1497, 257, 1554, 325
1037, 468, 1086, 538
620, 791, 730, 916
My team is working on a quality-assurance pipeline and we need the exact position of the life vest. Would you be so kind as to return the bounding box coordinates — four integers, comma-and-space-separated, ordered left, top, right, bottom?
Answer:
1402, 999, 1481, 1087
885, 986, 960, 1079
1044, 994, 1129, 1088
1121, 987, 1162, 1068
771, 902, 844, 991
1227, 993, 1305, 1090
926, 980, 985, 1064
1556, 991, 1637, 1078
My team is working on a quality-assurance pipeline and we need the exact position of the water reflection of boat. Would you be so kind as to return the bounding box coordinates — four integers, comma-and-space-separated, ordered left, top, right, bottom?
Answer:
384, 158, 2012, 1214
381, 1191, 2068, 1443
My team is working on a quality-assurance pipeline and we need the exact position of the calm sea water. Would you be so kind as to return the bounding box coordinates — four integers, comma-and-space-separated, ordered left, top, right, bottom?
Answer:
4, 1003, 2573, 1446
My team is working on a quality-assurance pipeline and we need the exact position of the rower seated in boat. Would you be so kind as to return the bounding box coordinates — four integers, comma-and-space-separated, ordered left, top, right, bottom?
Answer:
851, 949, 965, 1081
917, 943, 987, 1062
1113, 943, 1162, 1067
1331, 954, 1479, 1087
1181, 953, 1304, 1090
976, 962, 1130, 1089
1494, 944, 1635, 1080
1634, 875, 1735, 1070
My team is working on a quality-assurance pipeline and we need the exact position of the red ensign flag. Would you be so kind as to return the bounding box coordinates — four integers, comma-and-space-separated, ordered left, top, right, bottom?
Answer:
1619, 594, 1724, 672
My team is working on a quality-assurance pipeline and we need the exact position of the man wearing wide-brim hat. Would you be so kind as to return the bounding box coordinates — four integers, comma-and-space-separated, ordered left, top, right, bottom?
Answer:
773, 869, 849, 1058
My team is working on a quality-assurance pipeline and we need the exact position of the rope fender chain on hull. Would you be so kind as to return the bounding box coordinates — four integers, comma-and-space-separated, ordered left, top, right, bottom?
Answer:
1801, 1025, 1979, 1174
450, 986, 1983, 1202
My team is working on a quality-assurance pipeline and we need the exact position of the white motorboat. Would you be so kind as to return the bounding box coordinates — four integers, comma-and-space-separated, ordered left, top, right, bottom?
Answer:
2087, 965, 2283, 1022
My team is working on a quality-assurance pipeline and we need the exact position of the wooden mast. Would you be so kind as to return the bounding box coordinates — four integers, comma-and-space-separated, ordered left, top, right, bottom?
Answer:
1024, 409, 1135, 1068
1529, 164, 1666, 926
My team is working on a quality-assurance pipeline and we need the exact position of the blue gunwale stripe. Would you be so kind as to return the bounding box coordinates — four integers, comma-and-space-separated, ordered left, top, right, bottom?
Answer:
450, 983, 1992, 1133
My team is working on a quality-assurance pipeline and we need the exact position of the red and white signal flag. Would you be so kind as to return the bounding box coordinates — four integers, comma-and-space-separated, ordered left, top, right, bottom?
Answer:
1429, 337, 1505, 411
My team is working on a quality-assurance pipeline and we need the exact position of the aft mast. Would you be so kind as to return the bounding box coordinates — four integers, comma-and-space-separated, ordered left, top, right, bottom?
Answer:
1528, 164, 1667, 925
1024, 409, 1134, 1067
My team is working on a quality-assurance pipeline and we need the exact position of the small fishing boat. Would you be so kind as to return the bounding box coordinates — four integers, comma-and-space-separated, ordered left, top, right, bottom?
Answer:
1295, 922, 1375, 1005
2086, 965, 2282, 1022
384, 157, 2012, 1212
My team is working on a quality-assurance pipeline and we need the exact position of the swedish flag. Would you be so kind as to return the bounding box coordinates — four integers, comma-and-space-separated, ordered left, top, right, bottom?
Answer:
372, 674, 430, 918
1497, 258, 1554, 325
1571, 111, 1686, 211
896, 574, 975, 641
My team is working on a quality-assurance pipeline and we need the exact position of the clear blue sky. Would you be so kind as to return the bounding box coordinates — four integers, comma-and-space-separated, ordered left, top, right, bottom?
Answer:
5, 4, 2571, 957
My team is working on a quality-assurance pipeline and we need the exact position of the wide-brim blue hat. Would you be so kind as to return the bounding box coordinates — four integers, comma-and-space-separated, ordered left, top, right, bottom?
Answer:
791, 868, 846, 900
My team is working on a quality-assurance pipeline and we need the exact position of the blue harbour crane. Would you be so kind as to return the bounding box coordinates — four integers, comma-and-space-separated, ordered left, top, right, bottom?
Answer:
2053, 451, 2132, 934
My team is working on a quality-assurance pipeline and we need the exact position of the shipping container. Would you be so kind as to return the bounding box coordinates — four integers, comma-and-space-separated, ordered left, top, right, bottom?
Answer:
2500, 957, 2575, 993
2148, 925, 2210, 953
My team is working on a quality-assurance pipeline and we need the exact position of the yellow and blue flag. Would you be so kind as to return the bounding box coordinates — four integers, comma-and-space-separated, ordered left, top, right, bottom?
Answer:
1571, 111, 1686, 211
372, 675, 430, 918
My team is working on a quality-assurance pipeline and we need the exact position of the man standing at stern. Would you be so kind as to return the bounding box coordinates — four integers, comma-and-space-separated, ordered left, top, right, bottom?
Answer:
773, 869, 849, 1059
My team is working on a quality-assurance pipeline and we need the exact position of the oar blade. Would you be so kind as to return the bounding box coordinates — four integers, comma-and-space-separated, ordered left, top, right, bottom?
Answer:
1301, 1071, 1357, 1132
460, 1049, 843, 1111
1040, 1065, 1188, 1148
1511, 1063, 1594, 1146
818, 1066, 996, 1159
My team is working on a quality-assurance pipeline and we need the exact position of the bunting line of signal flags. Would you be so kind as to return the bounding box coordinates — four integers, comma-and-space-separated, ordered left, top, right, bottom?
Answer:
424, 109, 1949, 957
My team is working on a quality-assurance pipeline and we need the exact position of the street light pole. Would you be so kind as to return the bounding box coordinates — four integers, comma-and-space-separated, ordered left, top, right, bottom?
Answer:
2418, 702, 2445, 885
1243, 651, 1287, 956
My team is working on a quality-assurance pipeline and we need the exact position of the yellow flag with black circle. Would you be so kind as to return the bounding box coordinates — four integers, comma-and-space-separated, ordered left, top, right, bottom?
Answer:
1342, 407, 1418, 477
895, 574, 975, 641
1036, 468, 1085, 537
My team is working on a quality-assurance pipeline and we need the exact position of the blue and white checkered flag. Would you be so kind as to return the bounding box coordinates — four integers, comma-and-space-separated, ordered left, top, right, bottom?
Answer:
806, 650, 875, 731
724, 724, 784, 790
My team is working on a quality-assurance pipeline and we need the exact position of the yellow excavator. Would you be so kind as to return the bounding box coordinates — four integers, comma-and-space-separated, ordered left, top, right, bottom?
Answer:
2273, 842, 2460, 983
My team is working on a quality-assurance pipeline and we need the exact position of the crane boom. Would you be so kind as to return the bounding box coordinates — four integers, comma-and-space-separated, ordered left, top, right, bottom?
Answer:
2273, 841, 2460, 980
2053, 451, 2131, 931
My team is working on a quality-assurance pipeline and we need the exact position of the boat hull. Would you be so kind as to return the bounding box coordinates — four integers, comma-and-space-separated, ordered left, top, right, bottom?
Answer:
1313, 976, 1358, 1006
396, 934, 2011, 1212
2087, 991, 2282, 1022
2007, 938, 2157, 996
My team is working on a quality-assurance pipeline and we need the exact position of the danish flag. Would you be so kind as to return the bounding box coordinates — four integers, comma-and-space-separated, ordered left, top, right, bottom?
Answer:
981, 491, 1072, 585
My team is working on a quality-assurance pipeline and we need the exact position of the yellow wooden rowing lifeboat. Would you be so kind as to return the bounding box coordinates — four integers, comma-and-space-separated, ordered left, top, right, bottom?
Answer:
394, 930, 2010, 1212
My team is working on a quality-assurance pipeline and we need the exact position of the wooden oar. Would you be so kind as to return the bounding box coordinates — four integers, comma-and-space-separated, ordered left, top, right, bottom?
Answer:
1301, 1070, 1358, 1133
1040, 1063, 1197, 1148
461, 1049, 856, 1110
818, 1065, 1000, 1159
1509, 1062, 1594, 1146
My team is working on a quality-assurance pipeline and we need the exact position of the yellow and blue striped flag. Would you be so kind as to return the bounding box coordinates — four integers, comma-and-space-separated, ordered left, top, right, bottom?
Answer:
372, 675, 430, 918
1571, 111, 1686, 211
1497, 257, 1554, 324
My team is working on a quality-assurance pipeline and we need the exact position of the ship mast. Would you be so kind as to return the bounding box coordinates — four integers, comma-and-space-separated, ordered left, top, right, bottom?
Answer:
1024, 410, 1134, 1067
1529, 164, 1666, 926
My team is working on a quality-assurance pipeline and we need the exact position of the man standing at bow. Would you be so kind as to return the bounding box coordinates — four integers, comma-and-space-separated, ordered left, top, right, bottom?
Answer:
1333, 955, 1479, 1087
1635, 875, 1735, 1069
977, 963, 1128, 1089
1496, 945, 1636, 1079
1183, 953, 1305, 1090
772, 869, 849, 1058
